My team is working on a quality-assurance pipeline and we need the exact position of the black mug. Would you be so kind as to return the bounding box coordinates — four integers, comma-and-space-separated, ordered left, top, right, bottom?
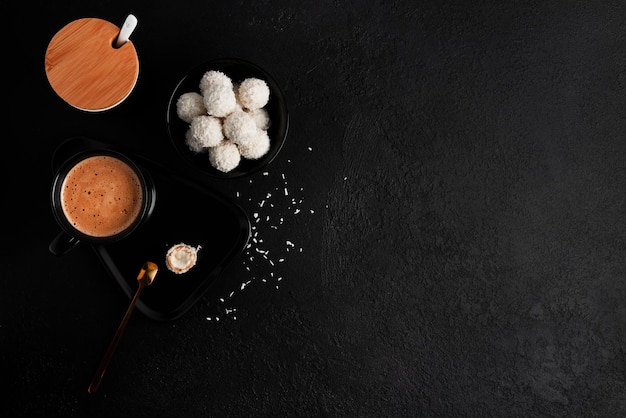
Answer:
50, 149, 156, 256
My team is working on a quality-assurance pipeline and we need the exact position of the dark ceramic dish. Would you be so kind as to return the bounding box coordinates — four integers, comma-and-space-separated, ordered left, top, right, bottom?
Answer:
166, 58, 289, 179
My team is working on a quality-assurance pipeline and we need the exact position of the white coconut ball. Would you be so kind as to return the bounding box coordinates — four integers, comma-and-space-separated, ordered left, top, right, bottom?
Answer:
238, 129, 271, 160
199, 70, 233, 92
237, 78, 270, 110
223, 110, 258, 147
189, 115, 224, 148
176, 92, 206, 123
246, 107, 270, 130
184, 128, 205, 153
208, 141, 241, 173
202, 84, 237, 118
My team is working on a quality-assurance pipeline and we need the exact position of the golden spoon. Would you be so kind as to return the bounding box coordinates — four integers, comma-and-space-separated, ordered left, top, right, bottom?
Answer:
87, 261, 158, 394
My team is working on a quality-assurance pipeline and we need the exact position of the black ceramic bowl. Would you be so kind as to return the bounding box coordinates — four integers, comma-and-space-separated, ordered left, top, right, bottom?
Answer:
166, 58, 289, 179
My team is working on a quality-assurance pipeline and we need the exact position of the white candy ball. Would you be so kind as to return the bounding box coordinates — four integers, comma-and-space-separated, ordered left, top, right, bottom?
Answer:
199, 70, 233, 92
208, 141, 241, 173
202, 84, 237, 118
237, 78, 270, 110
246, 107, 270, 130
223, 110, 258, 147
184, 128, 205, 153
176, 92, 206, 123
190, 115, 224, 148
238, 129, 271, 160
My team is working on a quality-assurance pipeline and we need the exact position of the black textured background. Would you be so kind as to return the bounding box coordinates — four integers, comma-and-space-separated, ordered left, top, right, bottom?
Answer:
3, 0, 626, 416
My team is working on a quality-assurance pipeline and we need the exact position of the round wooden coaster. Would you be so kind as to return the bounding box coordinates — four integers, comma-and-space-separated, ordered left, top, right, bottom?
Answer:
45, 18, 139, 112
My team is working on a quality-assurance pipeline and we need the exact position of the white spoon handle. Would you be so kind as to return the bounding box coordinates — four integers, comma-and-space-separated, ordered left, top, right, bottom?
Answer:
115, 14, 138, 47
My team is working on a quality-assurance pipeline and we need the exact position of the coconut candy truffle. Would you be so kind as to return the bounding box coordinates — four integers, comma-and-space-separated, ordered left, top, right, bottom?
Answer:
203, 84, 237, 118
237, 77, 270, 110
166, 243, 200, 274
176, 92, 206, 123
223, 110, 258, 147
184, 128, 205, 153
199, 70, 233, 92
208, 141, 241, 173
238, 129, 270, 160
189, 115, 224, 148
246, 107, 270, 130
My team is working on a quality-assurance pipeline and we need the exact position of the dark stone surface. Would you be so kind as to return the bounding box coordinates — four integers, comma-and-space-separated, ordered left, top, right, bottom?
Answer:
4, 0, 626, 416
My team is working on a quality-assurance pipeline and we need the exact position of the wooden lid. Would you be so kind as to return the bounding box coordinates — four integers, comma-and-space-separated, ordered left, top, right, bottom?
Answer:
45, 18, 139, 111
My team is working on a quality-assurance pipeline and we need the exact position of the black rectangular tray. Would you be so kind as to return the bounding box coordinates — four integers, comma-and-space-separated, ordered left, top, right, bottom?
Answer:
52, 137, 250, 321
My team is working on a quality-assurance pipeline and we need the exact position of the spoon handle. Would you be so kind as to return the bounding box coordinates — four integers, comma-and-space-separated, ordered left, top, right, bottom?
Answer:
87, 282, 145, 394
115, 14, 138, 48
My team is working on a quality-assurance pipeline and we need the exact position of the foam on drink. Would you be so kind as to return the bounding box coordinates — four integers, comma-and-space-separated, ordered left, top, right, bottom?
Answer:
60, 155, 144, 237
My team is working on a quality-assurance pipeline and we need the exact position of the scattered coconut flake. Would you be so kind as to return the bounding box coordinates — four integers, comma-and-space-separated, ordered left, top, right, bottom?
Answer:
204, 168, 318, 322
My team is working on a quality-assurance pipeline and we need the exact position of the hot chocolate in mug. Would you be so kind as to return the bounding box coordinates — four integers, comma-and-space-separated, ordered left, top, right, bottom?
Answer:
49, 149, 156, 256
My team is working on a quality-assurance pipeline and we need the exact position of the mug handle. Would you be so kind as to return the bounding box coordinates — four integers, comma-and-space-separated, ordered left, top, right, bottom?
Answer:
49, 231, 81, 256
